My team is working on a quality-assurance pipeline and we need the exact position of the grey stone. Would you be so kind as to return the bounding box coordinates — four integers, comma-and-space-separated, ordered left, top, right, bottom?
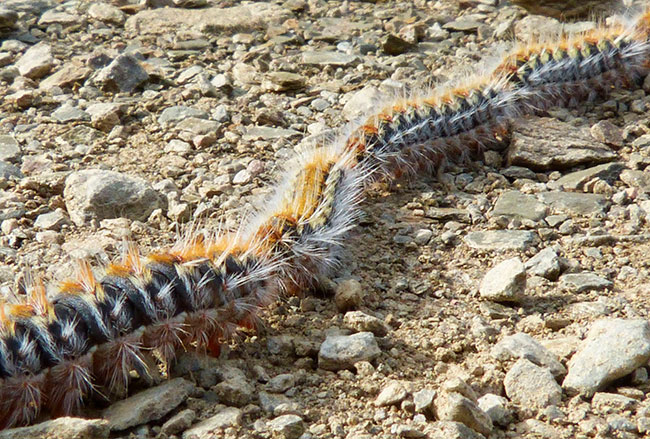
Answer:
477, 394, 510, 426
0, 8, 18, 29
620, 169, 650, 193
492, 333, 566, 377
537, 191, 609, 216
0, 162, 23, 179
38, 9, 77, 26
213, 366, 254, 407
464, 230, 536, 251
508, 118, 616, 171
103, 378, 195, 431
268, 415, 304, 439
441, 378, 478, 402
0, 136, 21, 163
302, 51, 359, 66
559, 273, 612, 293
64, 170, 165, 226
34, 209, 69, 231
0, 417, 109, 439
232, 169, 252, 185
492, 190, 547, 221
443, 20, 482, 32
52, 104, 90, 123
243, 126, 300, 140
551, 162, 624, 191
88, 3, 125, 25
413, 389, 436, 416
434, 392, 493, 436
525, 248, 561, 281
343, 311, 388, 336
126, 3, 291, 35
563, 319, 650, 396
479, 257, 526, 303
159, 106, 209, 125
375, 381, 409, 407
424, 421, 485, 439
259, 391, 291, 413
15, 43, 54, 79
161, 409, 196, 436
94, 54, 149, 93
182, 407, 242, 439
318, 332, 380, 371
266, 373, 295, 393
177, 118, 220, 136
504, 359, 562, 409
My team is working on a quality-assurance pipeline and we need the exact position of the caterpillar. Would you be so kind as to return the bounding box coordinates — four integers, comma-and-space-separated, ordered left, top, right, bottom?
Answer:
1, 4, 650, 432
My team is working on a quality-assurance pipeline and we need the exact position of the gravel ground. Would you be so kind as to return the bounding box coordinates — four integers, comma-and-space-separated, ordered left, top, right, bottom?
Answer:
2, 1, 650, 439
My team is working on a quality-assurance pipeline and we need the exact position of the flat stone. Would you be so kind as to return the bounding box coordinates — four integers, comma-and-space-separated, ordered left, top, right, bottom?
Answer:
382, 34, 414, 55
88, 3, 125, 25
158, 105, 209, 125
563, 319, 650, 396
492, 190, 547, 221
52, 104, 90, 123
302, 51, 359, 66
243, 126, 300, 140
375, 381, 409, 407
0, 135, 21, 163
550, 162, 624, 191
268, 415, 304, 439
0, 417, 109, 439
443, 20, 482, 32
38, 9, 77, 26
103, 378, 195, 431
479, 257, 526, 303
508, 118, 616, 171
15, 43, 53, 79
126, 3, 291, 35
259, 391, 292, 413
182, 407, 243, 439
492, 333, 566, 377
464, 230, 536, 251
318, 332, 380, 371
434, 392, 493, 436
64, 169, 165, 226
94, 54, 149, 93
537, 191, 608, 216
262, 71, 305, 92
620, 169, 650, 193
343, 311, 388, 336
34, 209, 69, 230
504, 359, 562, 409
525, 248, 561, 281
40, 61, 92, 90
591, 392, 637, 412
266, 373, 295, 393
559, 272, 612, 293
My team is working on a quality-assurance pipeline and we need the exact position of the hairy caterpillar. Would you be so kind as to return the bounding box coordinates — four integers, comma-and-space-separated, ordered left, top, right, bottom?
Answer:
1, 5, 650, 431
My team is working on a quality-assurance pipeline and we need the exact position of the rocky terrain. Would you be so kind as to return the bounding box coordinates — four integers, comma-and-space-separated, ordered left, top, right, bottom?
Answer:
1, 0, 650, 438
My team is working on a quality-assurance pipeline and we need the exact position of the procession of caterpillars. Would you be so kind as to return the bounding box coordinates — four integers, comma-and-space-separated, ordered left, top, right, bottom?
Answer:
2, 5, 650, 431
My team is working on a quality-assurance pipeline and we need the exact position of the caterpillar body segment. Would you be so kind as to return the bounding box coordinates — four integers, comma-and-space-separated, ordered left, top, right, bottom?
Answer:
2, 5, 650, 431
